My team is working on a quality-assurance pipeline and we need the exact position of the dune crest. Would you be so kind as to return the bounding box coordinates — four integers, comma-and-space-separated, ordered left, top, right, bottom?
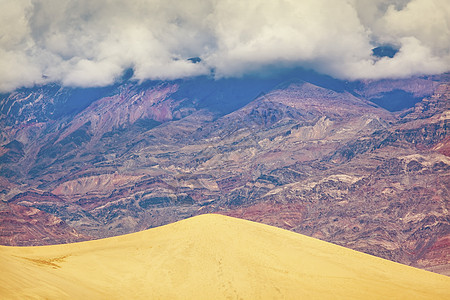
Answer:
1, 214, 449, 299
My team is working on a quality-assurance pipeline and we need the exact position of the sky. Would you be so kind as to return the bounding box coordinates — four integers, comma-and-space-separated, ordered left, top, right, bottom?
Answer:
0, 0, 449, 92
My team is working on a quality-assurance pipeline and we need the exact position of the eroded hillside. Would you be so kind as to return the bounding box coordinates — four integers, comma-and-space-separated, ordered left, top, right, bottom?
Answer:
1, 74, 448, 275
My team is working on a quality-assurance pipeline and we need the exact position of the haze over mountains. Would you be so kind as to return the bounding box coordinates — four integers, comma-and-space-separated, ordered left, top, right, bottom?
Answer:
1, 67, 449, 276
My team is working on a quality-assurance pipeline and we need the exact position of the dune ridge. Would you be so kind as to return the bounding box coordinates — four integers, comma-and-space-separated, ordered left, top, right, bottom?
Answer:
1, 214, 449, 299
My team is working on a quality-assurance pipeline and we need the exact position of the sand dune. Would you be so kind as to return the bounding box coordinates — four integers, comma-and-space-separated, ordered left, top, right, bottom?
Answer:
1, 214, 449, 299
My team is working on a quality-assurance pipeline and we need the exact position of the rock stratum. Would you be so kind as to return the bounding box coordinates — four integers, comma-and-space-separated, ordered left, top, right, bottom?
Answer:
0, 72, 449, 275
1, 214, 449, 299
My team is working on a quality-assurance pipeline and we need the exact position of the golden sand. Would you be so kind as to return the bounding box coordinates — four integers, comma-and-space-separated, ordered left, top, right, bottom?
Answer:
1, 214, 449, 299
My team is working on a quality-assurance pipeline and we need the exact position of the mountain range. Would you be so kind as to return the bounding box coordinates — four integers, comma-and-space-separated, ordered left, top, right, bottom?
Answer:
0, 69, 448, 275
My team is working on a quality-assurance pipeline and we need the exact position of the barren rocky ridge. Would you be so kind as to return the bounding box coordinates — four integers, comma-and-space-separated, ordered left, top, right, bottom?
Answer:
0, 72, 448, 275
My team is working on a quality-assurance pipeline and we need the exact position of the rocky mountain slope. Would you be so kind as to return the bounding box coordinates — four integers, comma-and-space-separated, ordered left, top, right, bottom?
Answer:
0, 72, 448, 275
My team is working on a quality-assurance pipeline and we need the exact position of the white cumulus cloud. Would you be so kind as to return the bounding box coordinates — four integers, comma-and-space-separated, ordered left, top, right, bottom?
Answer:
0, 0, 449, 92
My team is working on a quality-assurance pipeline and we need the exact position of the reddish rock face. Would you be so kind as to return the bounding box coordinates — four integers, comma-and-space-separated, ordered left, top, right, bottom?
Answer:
416, 236, 450, 275
433, 136, 450, 157
0, 202, 90, 246
0, 75, 448, 274
221, 201, 305, 230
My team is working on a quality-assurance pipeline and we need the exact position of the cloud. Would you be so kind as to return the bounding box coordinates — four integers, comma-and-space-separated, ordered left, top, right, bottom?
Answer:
0, 0, 449, 92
